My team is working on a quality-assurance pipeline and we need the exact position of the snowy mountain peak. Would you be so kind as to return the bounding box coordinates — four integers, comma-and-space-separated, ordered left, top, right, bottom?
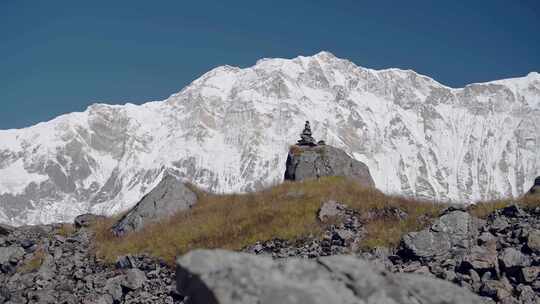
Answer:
1, 52, 539, 226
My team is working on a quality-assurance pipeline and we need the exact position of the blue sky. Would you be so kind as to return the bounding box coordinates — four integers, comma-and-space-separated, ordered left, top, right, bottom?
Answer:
1, 0, 539, 129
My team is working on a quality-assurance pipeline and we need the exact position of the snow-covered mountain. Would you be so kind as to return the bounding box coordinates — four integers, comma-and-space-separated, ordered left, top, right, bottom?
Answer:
1, 51, 539, 225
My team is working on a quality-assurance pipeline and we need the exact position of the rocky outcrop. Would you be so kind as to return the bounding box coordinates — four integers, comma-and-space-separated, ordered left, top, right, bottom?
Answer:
528, 176, 540, 196
175, 249, 481, 304
284, 144, 374, 188
111, 174, 197, 236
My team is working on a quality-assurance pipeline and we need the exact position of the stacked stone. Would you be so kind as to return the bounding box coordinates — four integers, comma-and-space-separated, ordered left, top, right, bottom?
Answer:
296, 121, 317, 146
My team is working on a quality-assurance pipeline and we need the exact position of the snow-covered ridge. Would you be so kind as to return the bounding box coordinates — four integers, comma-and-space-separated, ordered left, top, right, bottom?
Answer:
1, 51, 539, 225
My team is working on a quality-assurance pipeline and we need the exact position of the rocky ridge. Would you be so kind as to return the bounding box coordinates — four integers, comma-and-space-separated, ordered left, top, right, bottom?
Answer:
1, 52, 539, 226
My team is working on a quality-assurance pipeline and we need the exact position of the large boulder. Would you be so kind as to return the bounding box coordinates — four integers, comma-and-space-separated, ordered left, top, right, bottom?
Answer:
399, 210, 483, 260
175, 249, 481, 304
111, 174, 197, 236
284, 145, 374, 188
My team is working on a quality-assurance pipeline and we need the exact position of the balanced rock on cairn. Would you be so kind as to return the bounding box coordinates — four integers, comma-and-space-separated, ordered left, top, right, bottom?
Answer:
296, 121, 317, 146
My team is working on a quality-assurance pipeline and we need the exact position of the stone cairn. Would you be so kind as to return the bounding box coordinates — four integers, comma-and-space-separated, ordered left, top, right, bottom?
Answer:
296, 121, 317, 146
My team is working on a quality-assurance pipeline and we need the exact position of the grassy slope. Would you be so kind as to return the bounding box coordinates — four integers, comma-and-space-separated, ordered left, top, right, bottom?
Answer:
92, 176, 539, 265
93, 177, 446, 264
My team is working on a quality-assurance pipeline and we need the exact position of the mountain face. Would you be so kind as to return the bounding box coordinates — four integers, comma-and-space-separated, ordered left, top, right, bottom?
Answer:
1, 52, 539, 225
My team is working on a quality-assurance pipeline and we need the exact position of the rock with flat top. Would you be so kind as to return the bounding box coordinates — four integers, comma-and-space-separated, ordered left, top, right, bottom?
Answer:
284, 145, 374, 188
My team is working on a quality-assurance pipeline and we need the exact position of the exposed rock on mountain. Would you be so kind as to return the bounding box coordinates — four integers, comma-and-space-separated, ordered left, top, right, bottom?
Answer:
1, 52, 539, 225
529, 176, 540, 196
111, 174, 197, 236
284, 145, 375, 188
175, 249, 481, 304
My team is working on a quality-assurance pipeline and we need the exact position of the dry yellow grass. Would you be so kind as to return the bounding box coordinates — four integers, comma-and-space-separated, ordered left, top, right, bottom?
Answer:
469, 194, 540, 219
55, 223, 75, 237
93, 177, 447, 264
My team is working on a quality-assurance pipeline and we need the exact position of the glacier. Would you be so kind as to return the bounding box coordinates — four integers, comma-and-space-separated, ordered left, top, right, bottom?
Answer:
0, 51, 539, 225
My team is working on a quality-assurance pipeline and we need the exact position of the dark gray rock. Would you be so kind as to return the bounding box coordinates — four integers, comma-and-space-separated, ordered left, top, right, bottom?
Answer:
400, 210, 482, 260
500, 204, 527, 218
111, 174, 197, 236
176, 249, 481, 304
74, 213, 105, 229
284, 144, 374, 188
116, 255, 138, 269
0, 224, 13, 236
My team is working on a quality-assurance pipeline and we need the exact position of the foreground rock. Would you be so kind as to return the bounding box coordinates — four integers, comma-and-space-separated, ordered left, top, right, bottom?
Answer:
284, 144, 374, 188
176, 249, 481, 304
112, 174, 197, 236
